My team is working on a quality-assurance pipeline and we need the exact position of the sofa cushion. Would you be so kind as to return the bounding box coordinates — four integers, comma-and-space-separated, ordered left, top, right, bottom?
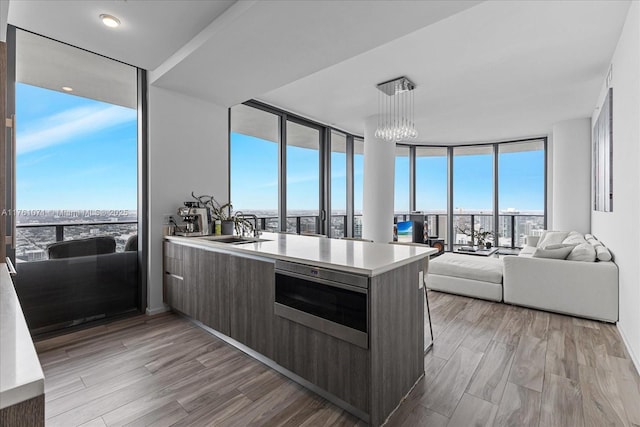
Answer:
47, 236, 116, 259
537, 231, 570, 248
595, 245, 612, 262
567, 242, 597, 262
532, 244, 575, 259
585, 234, 613, 261
519, 245, 536, 257
563, 231, 587, 246
429, 253, 503, 284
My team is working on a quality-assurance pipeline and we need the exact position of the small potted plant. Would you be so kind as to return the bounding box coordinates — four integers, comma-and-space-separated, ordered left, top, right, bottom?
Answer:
191, 192, 234, 234
474, 229, 492, 249
456, 226, 493, 249
191, 193, 255, 236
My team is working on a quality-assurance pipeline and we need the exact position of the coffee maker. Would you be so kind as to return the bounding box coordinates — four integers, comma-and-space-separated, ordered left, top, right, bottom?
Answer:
175, 202, 210, 236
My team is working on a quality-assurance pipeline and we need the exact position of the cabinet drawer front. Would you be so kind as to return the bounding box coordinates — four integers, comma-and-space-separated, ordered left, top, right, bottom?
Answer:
164, 256, 183, 277
163, 272, 184, 311
164, 241, 183, 259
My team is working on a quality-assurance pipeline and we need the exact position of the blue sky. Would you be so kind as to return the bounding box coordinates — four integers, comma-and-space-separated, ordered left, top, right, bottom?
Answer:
16, 83, 138, 210
233, 132, 544, 215
17, 83, 542, 215
403, 149, 544, 213
231, 132, 365, 213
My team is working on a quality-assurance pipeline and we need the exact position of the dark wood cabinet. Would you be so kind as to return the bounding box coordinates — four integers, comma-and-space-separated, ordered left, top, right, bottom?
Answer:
273, 316, 370, 414
229, 255, 275, 359
163, 241, 197, 317
196, 249, 230, 335
163, 239, 426, 426
163, 241, 273, 350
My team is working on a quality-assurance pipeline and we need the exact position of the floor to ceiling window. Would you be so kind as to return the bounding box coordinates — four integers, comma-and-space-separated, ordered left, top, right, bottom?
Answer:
330, 131, 347, 238
453, 145, 495, 246
416, 147, 448, 244
394, 145, 410, 216
286, 120, 321, 234
230, 104, 280, 231
230, 101, 362, 238
230, 102, 546, 247
353, 138, 364, 238
11, 28, 142, 334
498, 139, 546, 247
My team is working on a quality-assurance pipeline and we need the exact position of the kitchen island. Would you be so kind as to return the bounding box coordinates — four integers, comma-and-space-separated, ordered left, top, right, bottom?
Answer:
163, 232, 435, 426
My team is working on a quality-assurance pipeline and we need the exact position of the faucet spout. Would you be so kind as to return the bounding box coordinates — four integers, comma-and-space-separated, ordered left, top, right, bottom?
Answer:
236, 213, 261, 237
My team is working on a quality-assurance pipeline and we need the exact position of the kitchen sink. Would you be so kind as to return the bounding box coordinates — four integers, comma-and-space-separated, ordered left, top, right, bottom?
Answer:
195, 236, 270, 245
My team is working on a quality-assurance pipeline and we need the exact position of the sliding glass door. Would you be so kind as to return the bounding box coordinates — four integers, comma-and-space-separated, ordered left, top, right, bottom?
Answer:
230, 104, 280, 231
330, 131, 347, 238
453, 145, 494, 247
416, 147, 448, 244
286, 120, 321, 234
10, 28, 142, 335
498, 140, 545, 247
230, 101, 363, 238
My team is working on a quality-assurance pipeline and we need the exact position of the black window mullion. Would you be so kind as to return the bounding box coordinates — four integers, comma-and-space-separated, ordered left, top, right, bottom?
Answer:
493, 143, 499, 247
346, 135, 354, 238
322, 128, 329, 236
409, 145, 416, 213
279, 114, 287, 232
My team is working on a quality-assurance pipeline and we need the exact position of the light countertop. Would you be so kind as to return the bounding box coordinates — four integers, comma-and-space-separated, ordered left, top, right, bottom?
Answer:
166, 232, 436, 276
0, 263, 45, 409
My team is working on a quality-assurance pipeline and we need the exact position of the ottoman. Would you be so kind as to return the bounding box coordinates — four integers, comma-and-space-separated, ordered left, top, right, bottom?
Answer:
427, 253, 504, 301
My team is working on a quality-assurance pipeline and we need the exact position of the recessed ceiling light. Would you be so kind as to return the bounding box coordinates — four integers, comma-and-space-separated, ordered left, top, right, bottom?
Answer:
100, 14, 121, 28
61, 86, 73, 92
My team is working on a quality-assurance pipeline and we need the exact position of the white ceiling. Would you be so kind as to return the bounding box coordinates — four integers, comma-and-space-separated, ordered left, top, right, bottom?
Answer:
16, 30, 137, 108
7, 0, 631, 145
8, 0, 235, 70
150, 0, 482, 107
260, 0, 631, 144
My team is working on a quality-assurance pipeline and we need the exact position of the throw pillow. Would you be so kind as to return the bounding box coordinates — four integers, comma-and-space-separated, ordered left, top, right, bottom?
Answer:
595, 245, 612, 262
532, 243, 575, 260
563, 231, 587, 246
537, 231, 570, 248
566, 242, 597, 262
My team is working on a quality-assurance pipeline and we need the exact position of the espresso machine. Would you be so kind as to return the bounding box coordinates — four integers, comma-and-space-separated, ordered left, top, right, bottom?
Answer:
175, 202, 210, 236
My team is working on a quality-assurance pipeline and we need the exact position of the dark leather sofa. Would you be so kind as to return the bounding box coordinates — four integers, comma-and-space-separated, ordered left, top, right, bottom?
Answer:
14, 236, 139, 333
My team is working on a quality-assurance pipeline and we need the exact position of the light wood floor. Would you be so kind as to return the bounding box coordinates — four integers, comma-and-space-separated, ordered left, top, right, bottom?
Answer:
37, 292, 640, 426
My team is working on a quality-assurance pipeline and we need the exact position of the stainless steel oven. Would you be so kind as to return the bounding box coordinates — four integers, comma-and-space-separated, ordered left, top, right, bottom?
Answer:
274, 260, 368, 349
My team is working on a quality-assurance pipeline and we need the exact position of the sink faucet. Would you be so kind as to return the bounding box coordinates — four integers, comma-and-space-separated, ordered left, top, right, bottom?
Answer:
235, 213, 262, 238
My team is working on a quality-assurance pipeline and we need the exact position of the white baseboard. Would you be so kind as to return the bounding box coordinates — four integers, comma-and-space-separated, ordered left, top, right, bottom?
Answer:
617, 323, 640, 376
146, 304, 170, 316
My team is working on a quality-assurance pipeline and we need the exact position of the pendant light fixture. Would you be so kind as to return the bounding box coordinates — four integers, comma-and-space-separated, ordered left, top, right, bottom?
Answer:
374, 76, 418, 142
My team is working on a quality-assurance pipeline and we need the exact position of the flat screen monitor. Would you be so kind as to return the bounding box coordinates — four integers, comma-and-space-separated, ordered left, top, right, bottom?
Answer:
396, 221, 413, 243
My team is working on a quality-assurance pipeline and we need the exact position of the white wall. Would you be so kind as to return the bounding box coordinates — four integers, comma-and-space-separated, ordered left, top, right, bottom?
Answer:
591, 2, 640, 372
147, 86, 228, 313
551, 118, 592, 234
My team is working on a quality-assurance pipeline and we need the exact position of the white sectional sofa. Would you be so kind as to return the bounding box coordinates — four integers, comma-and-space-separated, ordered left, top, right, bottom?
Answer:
427, 231, 619, 322
503, 231, 618, 322
428, 253, 503, 301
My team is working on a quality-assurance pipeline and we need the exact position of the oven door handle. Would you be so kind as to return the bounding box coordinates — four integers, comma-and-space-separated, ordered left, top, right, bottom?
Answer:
275, 270, 368, 294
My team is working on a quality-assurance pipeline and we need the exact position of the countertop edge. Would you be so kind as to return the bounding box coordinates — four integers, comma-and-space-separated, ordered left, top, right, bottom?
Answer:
0, 263, 46, 410
165, 235, 436, 277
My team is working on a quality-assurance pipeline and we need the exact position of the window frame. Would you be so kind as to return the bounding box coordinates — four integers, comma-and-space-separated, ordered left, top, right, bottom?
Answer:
229, 100, 364, 238
230, 101, 547, 246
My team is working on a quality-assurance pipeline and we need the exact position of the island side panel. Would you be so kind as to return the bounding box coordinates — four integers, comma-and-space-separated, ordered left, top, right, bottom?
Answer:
369, 258, 425, 426
0, 395, 44, 427
273, 316, 370, 415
